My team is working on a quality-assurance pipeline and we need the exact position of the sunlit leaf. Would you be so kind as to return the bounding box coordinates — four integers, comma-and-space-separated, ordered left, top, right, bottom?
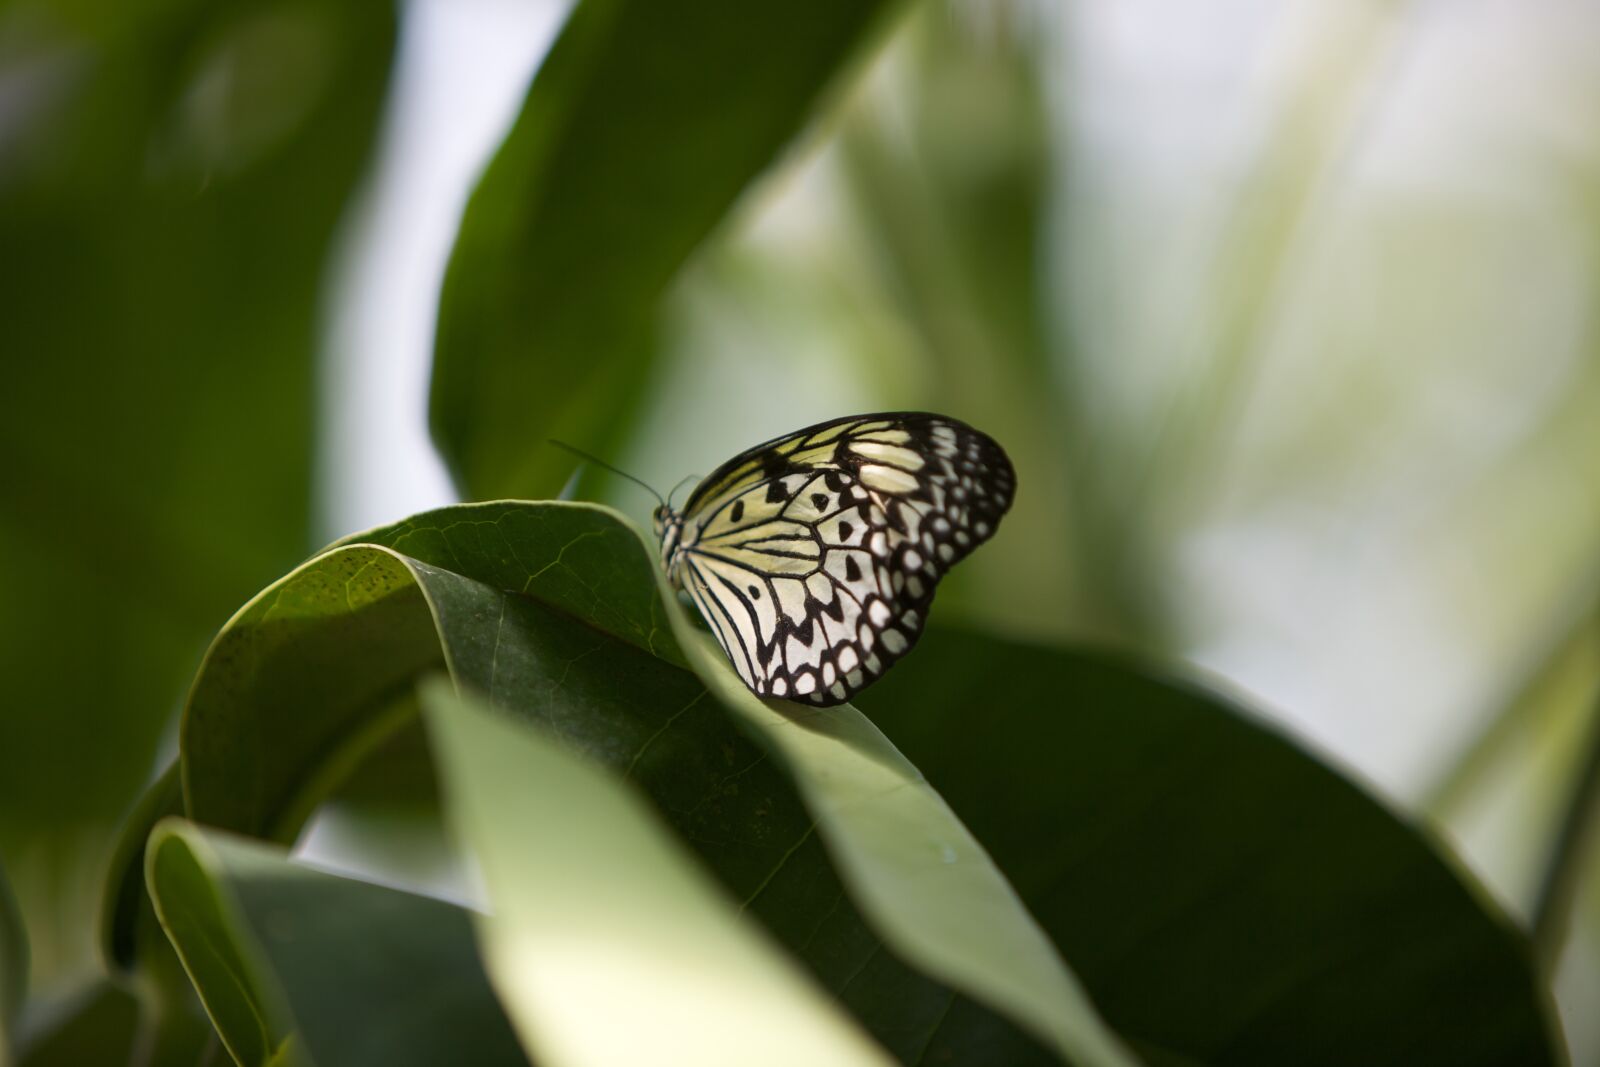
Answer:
421, 679, 891, 1067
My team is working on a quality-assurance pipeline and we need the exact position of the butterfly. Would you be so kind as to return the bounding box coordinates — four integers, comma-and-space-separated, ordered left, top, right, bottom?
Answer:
651, 412, 1014, 706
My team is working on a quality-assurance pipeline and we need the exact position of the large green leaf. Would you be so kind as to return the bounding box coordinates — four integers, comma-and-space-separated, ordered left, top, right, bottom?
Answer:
430, 0, 899, 499
421, 678, 890, 1066
858, 629, 1564, 1067
146, 819, 527, 1067
0, 0, 397, 984
181, 501, 1128, 1063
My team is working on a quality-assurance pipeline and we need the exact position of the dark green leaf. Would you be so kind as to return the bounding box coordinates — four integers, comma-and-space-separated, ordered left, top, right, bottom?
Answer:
183, 551, 446, 841
332, 502, 683, 665
147, 819, 527, 1067
858, 627, 1564, 1067
430, 0, 899, 499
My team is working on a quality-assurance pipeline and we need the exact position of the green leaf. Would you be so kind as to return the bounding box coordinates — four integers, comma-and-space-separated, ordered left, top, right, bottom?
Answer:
857, 628, 1565, 1067
0, 0, 397, 987
430, 0, 898, 499
146, 821, 292, 1067
187, 500, 1128, 1062
421, 678, 892, 1066
335, 502, 684, 665
146, 819, 527, 1067
183, 550, 447, 841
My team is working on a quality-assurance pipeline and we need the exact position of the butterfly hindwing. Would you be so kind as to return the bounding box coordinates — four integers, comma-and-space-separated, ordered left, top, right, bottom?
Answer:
658, 413, 1014, 706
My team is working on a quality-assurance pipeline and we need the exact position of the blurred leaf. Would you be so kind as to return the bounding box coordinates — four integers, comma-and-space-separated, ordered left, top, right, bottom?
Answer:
1531, 693, 1600, 970
0, 0, 397, 984
146, 820, 528, 1067
421, 678, 890, 1067
1426, 606, 1600, 821
837, 9, 1113, 638
858, 628, 1564, 1067
430, 0, 899, 500
13, 984, 144, 1067
0, 859, 23, 1066
96, 764, 217, 1067
183, 501, 1125, 1062
1423, 580, 1600, 953
101, 763, 184, 978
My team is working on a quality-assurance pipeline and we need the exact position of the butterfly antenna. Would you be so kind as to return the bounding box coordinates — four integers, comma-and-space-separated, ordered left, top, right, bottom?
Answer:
667, 475, 699, 509
547, 439, 665, 507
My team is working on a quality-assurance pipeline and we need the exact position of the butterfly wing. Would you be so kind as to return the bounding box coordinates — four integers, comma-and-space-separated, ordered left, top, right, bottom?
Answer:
671, 413, 1014, 705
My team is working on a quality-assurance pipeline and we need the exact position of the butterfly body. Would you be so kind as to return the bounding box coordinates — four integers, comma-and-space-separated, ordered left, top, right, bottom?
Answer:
652, 412, 1014, 706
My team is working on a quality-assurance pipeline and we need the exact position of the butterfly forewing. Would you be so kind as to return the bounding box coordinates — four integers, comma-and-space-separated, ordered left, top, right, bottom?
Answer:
660, 412, 1014, 706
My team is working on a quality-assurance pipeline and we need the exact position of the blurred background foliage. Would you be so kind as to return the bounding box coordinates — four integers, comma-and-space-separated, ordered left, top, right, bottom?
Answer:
2, 0, 1599, 1060
0, 0, 396, 1005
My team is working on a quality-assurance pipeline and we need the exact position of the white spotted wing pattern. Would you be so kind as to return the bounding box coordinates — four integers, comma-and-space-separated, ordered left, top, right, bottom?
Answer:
651, 413, 1015, 706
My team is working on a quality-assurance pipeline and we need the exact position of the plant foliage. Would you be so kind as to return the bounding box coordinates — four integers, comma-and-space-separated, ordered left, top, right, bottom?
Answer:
0, 0, 1585, 1064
